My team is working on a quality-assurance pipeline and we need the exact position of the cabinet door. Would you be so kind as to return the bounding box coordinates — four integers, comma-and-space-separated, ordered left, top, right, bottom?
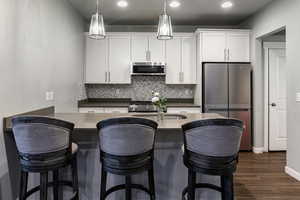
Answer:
148, 35, 166, 62
85, 37, 108, 83
227, 32, 250, 62
165, 37, 182, 84
108, 35, 131, 84
202, 32, 226, 62
131, 34, 148, 62
182, 36, 196, 84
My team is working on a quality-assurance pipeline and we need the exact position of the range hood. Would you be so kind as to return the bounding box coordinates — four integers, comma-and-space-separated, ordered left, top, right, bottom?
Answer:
131, 62, 166, 76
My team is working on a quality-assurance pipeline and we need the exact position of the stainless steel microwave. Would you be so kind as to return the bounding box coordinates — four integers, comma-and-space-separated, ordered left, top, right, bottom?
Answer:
131, 62, 166, 76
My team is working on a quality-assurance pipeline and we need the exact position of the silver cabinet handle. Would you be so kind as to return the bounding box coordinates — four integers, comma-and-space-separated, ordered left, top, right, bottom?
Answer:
108, 71, 111, 82
105, 72, 107, 82
227, 49, 230, 61
179, 72, 184, 82
146, 50, 151, 61
224, 49, 227, 61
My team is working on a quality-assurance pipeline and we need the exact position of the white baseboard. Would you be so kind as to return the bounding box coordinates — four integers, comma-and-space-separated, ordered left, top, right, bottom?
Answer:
285, 166, 300, 181
252, 147, 264, 154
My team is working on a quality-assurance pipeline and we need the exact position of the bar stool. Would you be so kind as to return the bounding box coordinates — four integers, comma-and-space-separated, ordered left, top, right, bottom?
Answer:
97, 117, 158, 200
181, 118, 243, 200
12, 116, 79, 200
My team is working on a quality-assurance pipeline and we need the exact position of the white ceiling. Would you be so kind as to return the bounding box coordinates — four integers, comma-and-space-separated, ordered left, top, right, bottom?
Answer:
68, 0, 274, 25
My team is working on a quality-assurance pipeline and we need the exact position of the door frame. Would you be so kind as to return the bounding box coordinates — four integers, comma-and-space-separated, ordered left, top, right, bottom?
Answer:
263, 42, 286, 152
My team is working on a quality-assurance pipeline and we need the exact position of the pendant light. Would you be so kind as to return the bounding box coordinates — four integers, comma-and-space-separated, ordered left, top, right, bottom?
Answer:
157, 0, 173, 40
88, 0, 106, 40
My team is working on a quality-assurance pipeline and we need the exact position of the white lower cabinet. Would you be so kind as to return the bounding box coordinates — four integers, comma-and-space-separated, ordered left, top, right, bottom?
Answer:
79, 107, 128, 113
167, 107, 201, 114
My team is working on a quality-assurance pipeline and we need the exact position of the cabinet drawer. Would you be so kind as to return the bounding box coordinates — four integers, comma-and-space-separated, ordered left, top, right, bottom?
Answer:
104, 108, 128, 113
167, 107, 201, 114
79, 108, 105, 113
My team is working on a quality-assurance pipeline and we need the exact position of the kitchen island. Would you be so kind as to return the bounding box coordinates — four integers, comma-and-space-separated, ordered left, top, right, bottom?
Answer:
4, 111, 222, 200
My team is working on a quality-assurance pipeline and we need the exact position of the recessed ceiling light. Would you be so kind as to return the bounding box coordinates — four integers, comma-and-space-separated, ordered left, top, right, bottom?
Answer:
117, 0, 128, 8
169, 1, 181, 8
221, 1, 233, 9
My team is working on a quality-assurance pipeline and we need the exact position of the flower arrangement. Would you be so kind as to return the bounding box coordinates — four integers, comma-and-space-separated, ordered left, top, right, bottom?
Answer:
151, 91, 167, 113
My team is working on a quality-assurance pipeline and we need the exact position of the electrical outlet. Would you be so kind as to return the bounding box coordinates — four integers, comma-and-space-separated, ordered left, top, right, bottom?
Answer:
49, 91, 54, 101
46, 91, 54, 101
116, 89, 120, 95
296, 93, 300, 102
185, 89, 189, 95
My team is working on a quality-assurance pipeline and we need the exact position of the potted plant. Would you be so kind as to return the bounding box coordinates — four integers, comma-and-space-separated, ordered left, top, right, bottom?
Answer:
151, 91, 167, 121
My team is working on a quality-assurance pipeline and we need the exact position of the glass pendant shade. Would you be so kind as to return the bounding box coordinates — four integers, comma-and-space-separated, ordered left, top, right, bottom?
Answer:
88, 0, 106, 40
157, 13, 173, 40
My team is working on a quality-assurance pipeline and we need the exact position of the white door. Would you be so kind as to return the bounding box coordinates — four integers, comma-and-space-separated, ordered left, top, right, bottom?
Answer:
131, 34, 149, 62
148, 35, 165, 62
269, 48, 287, 151
85, 37, 108, 83
182, 36, 196, 84
165, 37, 182, 84
227, 32, 250, 62
108, 35, 131, 84
201, 32, 226, 62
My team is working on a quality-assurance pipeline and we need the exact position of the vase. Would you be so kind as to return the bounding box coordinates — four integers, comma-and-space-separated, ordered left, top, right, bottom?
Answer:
157, 107, 165, 121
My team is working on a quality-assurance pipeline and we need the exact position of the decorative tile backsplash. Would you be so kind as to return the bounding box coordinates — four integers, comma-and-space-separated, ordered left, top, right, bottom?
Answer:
86, 76, 195, 101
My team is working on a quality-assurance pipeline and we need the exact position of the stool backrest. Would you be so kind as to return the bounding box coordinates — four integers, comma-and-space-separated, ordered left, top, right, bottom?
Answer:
182, 118, 243, 157
12, 116, 74, 155
97, 117, 158, 156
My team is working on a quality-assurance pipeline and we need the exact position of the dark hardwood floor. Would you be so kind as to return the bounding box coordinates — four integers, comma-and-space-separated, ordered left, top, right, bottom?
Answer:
235, 152, 300, 200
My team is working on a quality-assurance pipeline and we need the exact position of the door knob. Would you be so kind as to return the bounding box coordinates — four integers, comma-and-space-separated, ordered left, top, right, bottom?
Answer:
271, 103, 277, 107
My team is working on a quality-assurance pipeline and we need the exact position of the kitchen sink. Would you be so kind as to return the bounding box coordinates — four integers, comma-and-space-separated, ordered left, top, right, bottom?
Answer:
132, 114, 187, 120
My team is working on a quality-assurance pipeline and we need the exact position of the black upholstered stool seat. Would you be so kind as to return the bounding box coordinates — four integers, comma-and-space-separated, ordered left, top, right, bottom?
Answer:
181, 118, 243, 200
12, 116, 79, 200
97, 117, 158, 200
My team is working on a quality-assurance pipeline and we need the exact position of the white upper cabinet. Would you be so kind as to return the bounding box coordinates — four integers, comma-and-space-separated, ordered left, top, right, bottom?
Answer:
148, 35, 166, 62
182, 36, 197, 84
108, 34, 131, 84
85, 37, 108, 83
85, 33, 131, 84
131, 34, 149, 62
131, 33, 166, 62
202, 32, 227, 62
226, 32, 250, 62
199, 29, 250, 62
166, 37, 182, 84
166, 34, 196, 84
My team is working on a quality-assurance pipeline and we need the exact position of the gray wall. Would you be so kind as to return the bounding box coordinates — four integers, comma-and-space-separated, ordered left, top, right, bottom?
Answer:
0, 0, 86, 199
240, 0, 300, 173
86, 76, 195, 101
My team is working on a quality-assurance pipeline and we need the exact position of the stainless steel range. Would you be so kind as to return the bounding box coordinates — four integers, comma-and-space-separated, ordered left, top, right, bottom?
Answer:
128, 101, 157, 113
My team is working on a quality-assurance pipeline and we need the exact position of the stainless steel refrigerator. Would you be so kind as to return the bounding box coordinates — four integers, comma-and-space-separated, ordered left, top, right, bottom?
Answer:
202, 63, 252, 151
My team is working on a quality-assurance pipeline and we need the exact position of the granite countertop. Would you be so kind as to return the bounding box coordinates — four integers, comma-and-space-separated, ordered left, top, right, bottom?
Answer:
5, 112, 220, 131
78, 98, 201, 108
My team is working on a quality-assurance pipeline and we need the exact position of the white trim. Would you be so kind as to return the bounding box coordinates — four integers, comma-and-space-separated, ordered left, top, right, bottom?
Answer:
252, 147, 264, 154
263, 42, 286, 152
285, 166, 300, 181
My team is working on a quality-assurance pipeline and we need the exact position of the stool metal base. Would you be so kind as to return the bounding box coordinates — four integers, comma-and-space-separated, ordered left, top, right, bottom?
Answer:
182, 170, 234, 200
23, 180, 78, 200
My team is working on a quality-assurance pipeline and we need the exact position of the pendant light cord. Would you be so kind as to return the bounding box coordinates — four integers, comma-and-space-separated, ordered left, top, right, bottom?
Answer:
96, 0, 99, 14
163, 0, 167, 14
